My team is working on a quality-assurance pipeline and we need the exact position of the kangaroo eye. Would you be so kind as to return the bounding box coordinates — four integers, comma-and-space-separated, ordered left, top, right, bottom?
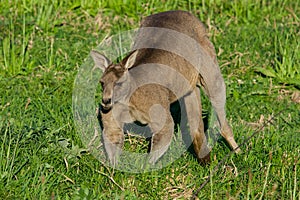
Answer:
115, 82, 122, 86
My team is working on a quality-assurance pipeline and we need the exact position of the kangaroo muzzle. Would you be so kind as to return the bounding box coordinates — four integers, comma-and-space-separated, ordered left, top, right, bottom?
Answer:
101, 97, 112, 110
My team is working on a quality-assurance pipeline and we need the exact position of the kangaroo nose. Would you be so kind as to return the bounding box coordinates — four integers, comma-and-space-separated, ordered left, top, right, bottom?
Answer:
102, 98, 112, 105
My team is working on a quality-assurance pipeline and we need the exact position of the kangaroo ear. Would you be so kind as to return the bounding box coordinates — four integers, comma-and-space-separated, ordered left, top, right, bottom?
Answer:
123, 50, 139, 70
90, 50, 111, 72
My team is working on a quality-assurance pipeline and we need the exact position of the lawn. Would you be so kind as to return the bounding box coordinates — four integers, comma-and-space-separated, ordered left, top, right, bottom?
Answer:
0, 0, 299, 199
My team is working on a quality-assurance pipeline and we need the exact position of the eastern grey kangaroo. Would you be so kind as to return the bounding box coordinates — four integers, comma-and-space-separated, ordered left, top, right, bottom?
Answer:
91, 10, 241, 166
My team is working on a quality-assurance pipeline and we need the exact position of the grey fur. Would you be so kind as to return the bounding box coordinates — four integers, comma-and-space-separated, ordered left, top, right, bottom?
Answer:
91, 10, 241, 166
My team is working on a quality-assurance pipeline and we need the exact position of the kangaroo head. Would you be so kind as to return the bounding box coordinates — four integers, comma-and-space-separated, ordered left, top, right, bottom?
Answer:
91, 50, 138, 111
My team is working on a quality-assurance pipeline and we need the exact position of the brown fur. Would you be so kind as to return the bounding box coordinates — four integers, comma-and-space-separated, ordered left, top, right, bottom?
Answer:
91, 10, 241, 166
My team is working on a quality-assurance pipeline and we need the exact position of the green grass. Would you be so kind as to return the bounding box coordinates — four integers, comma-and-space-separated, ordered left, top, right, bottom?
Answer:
0, 0, 299, 199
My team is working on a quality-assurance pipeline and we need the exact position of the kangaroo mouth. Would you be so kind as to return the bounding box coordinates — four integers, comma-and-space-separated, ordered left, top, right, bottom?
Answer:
101, 103, 112, 111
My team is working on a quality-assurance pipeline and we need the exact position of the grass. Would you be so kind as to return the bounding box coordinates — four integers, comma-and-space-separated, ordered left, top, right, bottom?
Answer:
0, 0, 299, 199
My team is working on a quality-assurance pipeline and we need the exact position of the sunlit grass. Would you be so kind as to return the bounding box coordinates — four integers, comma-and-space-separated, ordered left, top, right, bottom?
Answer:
0, 0, 299, 199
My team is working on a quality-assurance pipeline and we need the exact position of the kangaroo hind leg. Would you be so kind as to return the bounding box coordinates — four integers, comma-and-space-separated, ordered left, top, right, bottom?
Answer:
184, 88, 211, 164
148, 104, 174, 164
200, 73, 241, 153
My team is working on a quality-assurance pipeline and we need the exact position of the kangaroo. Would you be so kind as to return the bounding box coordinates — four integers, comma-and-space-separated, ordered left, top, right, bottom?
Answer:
91, 10, 241, 166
